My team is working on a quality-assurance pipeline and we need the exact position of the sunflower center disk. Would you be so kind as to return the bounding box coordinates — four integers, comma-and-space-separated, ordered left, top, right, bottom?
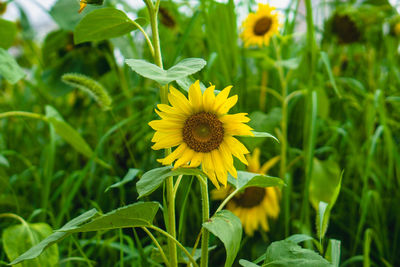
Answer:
233, 187, 266, 208
253, 17, 272, 36
182, 112, 224, 153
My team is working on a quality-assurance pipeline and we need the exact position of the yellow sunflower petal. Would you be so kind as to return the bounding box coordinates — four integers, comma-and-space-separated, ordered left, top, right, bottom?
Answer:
189, 152, 203, 168
216, 95, 238, 114
188, 80, 203, 111
214, 85, 232, 112
203, 85, 216, 112
157, 143, 187, 165
174, 148, 195, 168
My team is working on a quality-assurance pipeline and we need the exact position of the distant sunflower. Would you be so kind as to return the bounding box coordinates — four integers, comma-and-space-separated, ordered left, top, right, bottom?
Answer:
241, 3, 280, 47
212, 148, 280, 235
149, 81, 253, 188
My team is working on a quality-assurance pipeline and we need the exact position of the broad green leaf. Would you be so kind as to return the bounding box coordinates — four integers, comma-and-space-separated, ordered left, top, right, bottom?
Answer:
10, 209, 98, 265
309, 158, 342, 239
137, 166, 205, 198
125, 58, 206, 85
263, 240, 333, 267
11, 202, 159, 265
3, 223, 59, 267
286, 234, 315, 244
309, 158, 341, 209
0, 18, 17, 49
325, 239, 341, 267
0, 48, 25, 84
49, 0, 100, 31
227, 171, 284, 191
203, 210, 242, 267
105, 168, 140, 192
64, 202, 159, 232
74, 8, 138, 44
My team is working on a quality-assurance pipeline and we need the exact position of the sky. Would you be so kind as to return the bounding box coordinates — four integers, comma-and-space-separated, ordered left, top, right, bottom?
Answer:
3, 0, 292, 39
3, 0, 400, 40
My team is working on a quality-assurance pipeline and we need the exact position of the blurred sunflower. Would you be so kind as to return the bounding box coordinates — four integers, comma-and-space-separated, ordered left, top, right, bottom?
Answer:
241, 3, 280, 47
212, 148, 280, 235
149, 81, 253, 188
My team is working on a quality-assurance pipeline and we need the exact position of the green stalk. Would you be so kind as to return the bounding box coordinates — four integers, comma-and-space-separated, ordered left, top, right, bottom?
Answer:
143, 0, 177, 266
272, 37, 290, 236
198, 175, 210, 267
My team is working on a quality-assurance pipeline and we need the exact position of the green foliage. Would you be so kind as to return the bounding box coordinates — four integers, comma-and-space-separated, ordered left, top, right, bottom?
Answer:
228, 171, 284, 190
74, 8, 139, 44
125, 58, 207, 85
263, 240, 333, 267
0, 18, 17, 49
137, 166, 205, 198
203, 210, 242, 267
3, 223, 59, 267
11, 202, 159, 265
49, 0, 100, 31
0, 48, 25, 84
9, 209, 98, 265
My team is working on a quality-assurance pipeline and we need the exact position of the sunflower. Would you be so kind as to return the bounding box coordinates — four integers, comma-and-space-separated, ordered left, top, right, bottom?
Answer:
149, 81, 253, 188
212, 148, 280, 235
241, 3, 280, 48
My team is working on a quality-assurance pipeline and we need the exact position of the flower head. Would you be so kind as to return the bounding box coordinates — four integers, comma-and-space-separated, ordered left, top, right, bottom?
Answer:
212, 148, 281, 235
241, 3, 280, 48
149, 81, 253, 188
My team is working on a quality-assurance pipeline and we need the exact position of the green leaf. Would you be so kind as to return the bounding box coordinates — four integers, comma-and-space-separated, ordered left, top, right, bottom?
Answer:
203, 210, 242, 267
228, 171, 284, 191
250, 131, 279, 142
239, 259, 261, 267
263, 240, 333, 267
74, 8, 138, 44
45, 106, 93, 158
64, 202, 160, 232
11, 202, 159, 265
320, 51, 341, 98
325, 239, 341, 267
9, 209, 98, 265
0, 154, 9, 168
0, 18, 17, 49
286, 234, 315, 244
317, 201, 329, 241
49, 0, 100, 31
3, 223, 59, 267
105, 168, 140, 192
125, 58, 207, 85
137, 166, 205, 198
0, 48, 25, 84
309, 158, 343, 239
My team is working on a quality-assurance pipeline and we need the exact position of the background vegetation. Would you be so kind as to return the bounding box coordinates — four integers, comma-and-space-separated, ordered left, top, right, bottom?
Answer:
0, 0, 399, 266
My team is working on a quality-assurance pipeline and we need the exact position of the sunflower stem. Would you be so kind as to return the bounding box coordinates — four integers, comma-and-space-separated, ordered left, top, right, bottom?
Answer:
144, 1, 178, 266
198, 175, 210, 267
272, 36, 289, 237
